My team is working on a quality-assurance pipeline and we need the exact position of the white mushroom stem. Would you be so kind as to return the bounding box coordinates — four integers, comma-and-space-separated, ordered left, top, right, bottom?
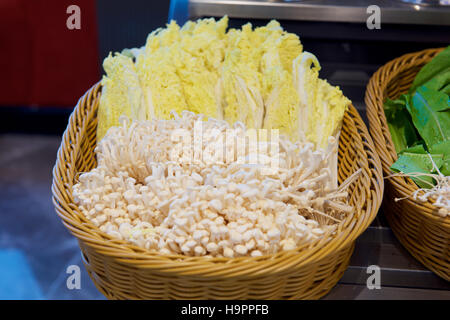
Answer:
73, 112, 358, 256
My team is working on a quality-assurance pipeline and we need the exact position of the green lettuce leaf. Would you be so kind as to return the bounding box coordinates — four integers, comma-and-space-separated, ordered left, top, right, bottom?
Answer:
385, 46, 450, 189
410, 46, 450, 94
407, 85, 450, 149
429, 140, 450, 176
442, 83, 450, 96
419, 72, 450, 94
399, 143, 426, 155
391, 153, 444, 188
384, 95, 419, 153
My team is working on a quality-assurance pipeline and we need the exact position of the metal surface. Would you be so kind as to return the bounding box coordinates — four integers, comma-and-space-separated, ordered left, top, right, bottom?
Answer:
341, 226, 450, 291
189, 0, 450, 26
398, 0, 450, 5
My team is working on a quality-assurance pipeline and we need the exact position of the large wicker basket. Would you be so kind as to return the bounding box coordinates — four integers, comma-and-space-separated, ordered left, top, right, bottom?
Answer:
52, 82, 383, 299
366, 48, 450, 281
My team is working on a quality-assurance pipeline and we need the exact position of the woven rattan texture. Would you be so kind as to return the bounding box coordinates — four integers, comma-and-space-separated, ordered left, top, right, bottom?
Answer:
365, 48, 450, 281
52, 82, 383, 299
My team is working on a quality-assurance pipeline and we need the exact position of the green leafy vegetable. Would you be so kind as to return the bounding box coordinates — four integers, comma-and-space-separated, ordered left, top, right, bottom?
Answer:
399, 143, 426, 155
442, 83, 450, 96
429, 140, 450, 176
391, 153, 444, 188
410, 46, 450, 93
419, 72, 450, 93
384, 46, 450, 189
384, 95, 418, 153
407, 85, 450, 149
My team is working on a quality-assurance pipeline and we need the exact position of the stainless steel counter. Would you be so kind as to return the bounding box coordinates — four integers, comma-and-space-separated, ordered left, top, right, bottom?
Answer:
189, 0, 450, 26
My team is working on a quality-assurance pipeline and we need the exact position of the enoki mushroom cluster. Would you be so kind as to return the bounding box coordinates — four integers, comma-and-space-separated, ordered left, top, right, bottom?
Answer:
73, 112, 359, 257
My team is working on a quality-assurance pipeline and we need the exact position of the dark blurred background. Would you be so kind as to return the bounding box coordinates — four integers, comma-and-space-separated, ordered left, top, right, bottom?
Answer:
0, 0, 172, 135
0, 0, 449, 300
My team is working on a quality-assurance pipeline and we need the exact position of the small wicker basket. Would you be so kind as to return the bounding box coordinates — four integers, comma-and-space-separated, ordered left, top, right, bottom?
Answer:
366, 48, 450, 281
52, 82, 383, 299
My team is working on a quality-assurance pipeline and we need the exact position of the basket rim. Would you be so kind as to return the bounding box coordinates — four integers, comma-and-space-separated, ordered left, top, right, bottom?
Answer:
365, 47, 450, 226
52, 82, 384, 278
